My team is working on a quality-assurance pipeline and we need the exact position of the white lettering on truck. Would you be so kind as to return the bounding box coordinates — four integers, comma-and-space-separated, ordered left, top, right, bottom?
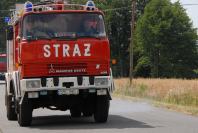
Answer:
84, 43, 91, 56
73, 44, 81, 57
63, 44, 70, 57
43, 44, 91, 58
44, 45, 51, 57
53, 44, 60, 58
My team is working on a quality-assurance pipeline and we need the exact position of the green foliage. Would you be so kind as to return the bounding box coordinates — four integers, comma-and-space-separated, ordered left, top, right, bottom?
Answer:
134, 56, 151, 77
136, 0, 198, 78
108, 0, 132, 77
136, 0, 151, 18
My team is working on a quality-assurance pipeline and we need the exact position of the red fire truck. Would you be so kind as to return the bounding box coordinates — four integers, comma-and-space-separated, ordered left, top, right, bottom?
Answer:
5, 0, 114, 127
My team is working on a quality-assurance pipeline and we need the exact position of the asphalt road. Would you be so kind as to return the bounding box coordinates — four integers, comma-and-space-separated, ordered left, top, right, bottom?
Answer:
0, 84, 198, 133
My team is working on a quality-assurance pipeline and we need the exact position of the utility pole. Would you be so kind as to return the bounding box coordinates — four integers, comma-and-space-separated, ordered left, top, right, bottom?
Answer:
129, 0, 136, 86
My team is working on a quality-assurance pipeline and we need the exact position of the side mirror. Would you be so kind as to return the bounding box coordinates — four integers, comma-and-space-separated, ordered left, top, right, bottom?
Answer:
6, 26, 13, 40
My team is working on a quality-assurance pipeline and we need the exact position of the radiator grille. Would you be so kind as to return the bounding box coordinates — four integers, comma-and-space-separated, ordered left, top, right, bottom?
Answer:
23, 62, 108, 77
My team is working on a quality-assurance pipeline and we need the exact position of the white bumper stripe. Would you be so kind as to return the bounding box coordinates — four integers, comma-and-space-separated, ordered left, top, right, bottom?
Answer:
20, 76, 112, 92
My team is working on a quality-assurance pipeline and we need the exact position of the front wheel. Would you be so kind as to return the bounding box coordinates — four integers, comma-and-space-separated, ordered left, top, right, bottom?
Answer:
70, 108, 81, 118
82, 111, 92, 117
94, 96, 110, 123
17, 97, 33, 127
5, 90, 17, 120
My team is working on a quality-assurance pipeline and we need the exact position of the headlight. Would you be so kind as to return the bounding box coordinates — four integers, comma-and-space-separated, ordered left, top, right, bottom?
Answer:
95, 78, 108, 86
26, 80, 41, 89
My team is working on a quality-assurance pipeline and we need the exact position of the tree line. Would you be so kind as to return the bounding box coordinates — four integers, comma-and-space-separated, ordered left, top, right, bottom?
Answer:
0, 0, 197, 78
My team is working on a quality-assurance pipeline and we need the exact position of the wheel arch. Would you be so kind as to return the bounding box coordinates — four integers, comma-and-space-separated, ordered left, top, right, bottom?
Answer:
5, 71, 21, 98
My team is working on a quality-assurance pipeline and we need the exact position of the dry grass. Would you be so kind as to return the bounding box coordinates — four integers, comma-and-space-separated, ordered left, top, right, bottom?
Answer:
114, 78, 198, 115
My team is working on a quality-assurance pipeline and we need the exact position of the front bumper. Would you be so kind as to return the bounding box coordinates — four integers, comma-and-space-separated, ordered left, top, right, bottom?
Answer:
20, 76, 112, 92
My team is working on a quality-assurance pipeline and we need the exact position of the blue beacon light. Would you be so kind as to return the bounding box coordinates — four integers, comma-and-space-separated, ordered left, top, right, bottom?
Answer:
86, 0, 96, 11
87, 1, 94, 7
25, 1, 33, 12
4, 17, 10, 23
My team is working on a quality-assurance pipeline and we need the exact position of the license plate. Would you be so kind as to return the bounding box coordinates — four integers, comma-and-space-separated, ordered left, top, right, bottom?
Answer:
57, 89, 79, 95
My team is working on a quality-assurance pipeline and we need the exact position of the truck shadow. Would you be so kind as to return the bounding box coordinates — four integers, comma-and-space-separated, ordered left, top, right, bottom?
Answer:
30, 114, 154, 130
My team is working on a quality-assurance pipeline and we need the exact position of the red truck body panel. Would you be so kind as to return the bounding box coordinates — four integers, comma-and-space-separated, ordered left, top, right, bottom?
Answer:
19, 38, 110, 78
0, 54, 7, 72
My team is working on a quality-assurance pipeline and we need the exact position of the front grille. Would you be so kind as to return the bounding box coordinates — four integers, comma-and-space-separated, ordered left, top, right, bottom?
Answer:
53, 77, 59, 86
47, 63, 87, 75
77, 76, 83, 86
23, 62, 108, 77
41, 77, 46, 87
89, 76, 95, 85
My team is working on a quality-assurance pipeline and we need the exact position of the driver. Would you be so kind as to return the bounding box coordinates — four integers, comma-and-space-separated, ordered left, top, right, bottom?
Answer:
24, 20, 34, 38
83, 17, 97, 35
25, 18, 52, 39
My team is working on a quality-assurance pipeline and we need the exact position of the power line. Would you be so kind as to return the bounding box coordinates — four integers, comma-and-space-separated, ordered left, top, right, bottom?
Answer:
104, 6, 131, 12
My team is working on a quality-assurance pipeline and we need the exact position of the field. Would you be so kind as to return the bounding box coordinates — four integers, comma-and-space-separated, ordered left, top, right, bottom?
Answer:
113, 78, 198, 115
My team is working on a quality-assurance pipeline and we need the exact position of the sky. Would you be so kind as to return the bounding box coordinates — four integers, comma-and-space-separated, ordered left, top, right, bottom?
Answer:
171, 0, 198, 28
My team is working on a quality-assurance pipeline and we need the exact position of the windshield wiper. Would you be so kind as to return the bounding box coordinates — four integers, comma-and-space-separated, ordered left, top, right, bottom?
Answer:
26, 36, 51, 41
52, 36, 77, 40
35, 36, 52, 40
77, 35, 102, 40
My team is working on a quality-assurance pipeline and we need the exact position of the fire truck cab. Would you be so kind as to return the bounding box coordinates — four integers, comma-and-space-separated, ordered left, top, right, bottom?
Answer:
5, 0, 114, 127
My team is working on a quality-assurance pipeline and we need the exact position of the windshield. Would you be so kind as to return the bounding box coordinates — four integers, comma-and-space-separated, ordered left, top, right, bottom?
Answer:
22, 13, 106, 40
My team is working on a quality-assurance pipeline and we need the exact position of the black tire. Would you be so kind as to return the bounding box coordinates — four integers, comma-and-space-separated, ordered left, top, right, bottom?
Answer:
82, 111, 92, 117
94, 96, 110, 123
70, 109, 81, 118
82, 106, 93, 117
18, 96, 33, 127
6, 90, 17, 121
82, 98, 94, 117
5, 83, 7, 106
